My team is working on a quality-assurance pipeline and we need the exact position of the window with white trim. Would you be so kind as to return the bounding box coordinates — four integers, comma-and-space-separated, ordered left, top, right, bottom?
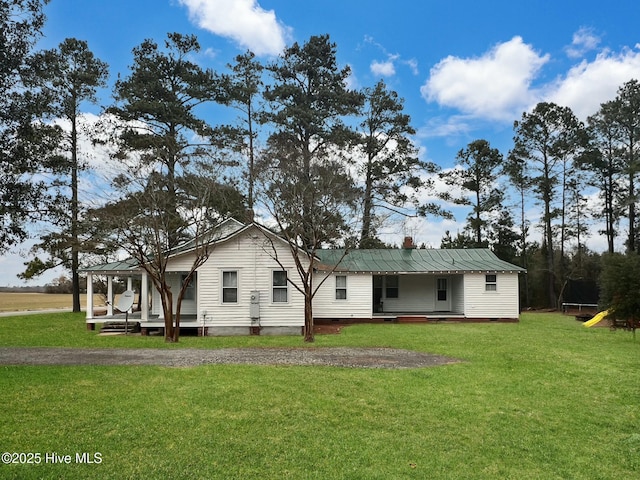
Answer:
485, 274, 497, 291
272, 270, 288, 303
335, 275, 347, 300
222, 271, 238, 303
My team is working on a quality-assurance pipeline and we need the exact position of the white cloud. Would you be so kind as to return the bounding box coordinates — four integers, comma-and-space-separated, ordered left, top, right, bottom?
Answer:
416, 115, 472, 140
546, 45, 640, 120
565, 27, 601, 59
178, 0, 291, 56
202, 47, 218, 59
405, 58, 419, 75
364, 36, 417, 77
370, 59, 396, 77
421, 36, 550, 121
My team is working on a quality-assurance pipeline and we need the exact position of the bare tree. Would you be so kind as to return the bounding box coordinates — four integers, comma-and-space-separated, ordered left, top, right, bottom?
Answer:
94, 165, 237, 342
100, 32, 244, 342
257, 156, 358, 342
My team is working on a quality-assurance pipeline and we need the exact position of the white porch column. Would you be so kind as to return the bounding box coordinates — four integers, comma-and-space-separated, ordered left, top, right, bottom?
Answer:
127, 277, 134, 313
141, 271, 149, 321
86, 273, 94, 320
107, 276, 114, 316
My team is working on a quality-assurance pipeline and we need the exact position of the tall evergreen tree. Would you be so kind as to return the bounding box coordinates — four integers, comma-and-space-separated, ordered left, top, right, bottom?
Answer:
583, 101, 624, 253
356, 80, 444, 247
510, 102, 586, 308
609, 80, 640, 253
21, 38, 108, 312
213, 51, 264, 213
439, 139, 503, 247
106, 32, 238, 342
488, 209, 520, 264
0, 0, 58, 252
260, 34, 363, 342
504, 147, 532, 306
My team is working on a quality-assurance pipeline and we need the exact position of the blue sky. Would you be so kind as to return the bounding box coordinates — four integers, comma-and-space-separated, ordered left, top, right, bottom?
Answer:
3, 0, 640, 286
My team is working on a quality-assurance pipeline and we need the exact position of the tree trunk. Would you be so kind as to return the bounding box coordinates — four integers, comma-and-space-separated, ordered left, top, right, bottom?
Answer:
247, 102, 255, 211
303, 289, 314, 342
71, 110, 81, 312
360, 160, 374, 245
162, 288, 175, 342
628, 169, 636, 253
475, 189, 481, 245
173, 295, 182, 343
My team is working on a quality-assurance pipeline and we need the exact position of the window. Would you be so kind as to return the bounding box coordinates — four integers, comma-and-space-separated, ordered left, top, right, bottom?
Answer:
386, 275, 399, 298
335, 275, 347, 300
485, 274, 497, 291
181, 274, 196, 300
272, 270, 288, 303
437, 278, 447, 301
222, 271, 238, 303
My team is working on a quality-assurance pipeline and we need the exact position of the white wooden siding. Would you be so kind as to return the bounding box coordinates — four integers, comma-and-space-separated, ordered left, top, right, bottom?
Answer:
313, 272, 372, 318
378, 275, 432, 312
463, 273, 520, 318
195, 227, 305, 327
152, 225, 520, 323
451, 275, 464, 313
150, 272, 197, 316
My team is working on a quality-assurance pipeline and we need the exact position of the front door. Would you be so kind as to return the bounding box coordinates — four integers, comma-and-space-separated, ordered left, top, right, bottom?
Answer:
435, 277, 451, 311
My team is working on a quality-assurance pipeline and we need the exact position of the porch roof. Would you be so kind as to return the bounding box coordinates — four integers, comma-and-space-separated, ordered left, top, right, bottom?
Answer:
79, 258, 141, 275
315, 248, 526, 274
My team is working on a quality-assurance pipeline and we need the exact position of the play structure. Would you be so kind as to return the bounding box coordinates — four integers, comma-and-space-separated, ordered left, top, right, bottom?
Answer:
582, 310, 609, 328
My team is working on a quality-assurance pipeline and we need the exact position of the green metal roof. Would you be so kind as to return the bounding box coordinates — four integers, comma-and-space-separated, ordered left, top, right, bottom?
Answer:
316, 248, 526, 274
79, 258, 140, 274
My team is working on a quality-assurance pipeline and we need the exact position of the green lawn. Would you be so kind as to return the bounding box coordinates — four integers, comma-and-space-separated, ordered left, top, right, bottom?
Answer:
0, 313, 638, 479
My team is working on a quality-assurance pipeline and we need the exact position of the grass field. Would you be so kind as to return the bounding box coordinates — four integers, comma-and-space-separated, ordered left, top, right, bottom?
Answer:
0, 312, 638, 479
0, 293, 105, 312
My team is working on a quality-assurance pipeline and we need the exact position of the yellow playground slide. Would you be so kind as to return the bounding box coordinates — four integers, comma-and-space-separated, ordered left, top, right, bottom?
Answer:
583, 310, 609, 327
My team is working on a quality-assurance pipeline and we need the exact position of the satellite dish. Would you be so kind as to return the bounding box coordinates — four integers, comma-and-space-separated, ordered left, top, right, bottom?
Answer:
117, 290, 135, 313
117, 290, 136, 336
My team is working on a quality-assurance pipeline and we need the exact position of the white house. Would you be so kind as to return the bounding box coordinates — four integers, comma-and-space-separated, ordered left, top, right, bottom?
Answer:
82, 218, 526, 335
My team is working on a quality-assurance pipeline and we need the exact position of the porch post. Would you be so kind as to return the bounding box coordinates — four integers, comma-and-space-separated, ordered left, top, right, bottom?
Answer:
86, 273, 94, 320
107, 276, 113, 316
141, 271, 149, 322
127, 277, 133, 313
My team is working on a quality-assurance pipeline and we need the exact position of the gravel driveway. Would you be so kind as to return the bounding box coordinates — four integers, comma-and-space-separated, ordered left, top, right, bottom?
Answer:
0, 347, 460, 369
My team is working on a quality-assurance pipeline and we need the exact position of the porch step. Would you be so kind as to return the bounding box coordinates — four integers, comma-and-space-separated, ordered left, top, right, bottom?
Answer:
100, 321, 141, 334
396, 316, 429, 323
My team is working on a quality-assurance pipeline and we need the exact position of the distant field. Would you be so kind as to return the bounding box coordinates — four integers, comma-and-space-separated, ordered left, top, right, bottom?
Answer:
0, 293, 105, 312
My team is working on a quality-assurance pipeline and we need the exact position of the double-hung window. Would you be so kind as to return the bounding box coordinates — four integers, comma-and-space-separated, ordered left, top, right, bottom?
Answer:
386, 275, 399, 298
485, 274, 497, 291
222, 271, 238, 303
272, 270, 288, 303
335, 275, 347, 300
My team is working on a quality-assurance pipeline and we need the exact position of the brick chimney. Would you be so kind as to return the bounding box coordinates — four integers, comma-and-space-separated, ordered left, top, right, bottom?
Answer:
402, 236, 416, 249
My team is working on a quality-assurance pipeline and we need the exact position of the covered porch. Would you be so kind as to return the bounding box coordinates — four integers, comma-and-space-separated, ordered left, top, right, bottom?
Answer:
81, 259, 150, 330
371, 273, 465, 317
81, 261, 207, 333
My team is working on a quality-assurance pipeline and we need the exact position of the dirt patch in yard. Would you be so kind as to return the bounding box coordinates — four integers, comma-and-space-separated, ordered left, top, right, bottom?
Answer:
0, 347, 461, 369
313, 324, 345, 334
